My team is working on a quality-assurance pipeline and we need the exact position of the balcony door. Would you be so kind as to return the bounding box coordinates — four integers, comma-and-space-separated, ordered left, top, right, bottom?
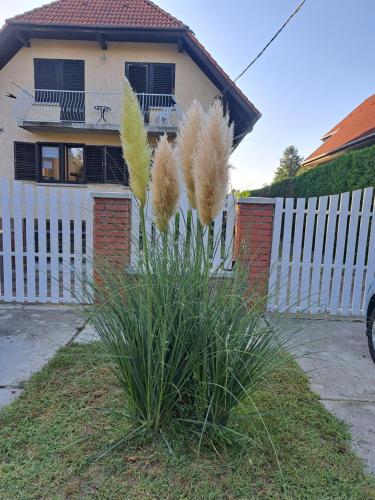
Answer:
34, 59, 85, 122
125, 63, 175, 122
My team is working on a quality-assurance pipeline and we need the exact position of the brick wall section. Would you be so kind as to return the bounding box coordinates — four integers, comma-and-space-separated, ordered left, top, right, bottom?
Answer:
92, 194, 132, 268
235, 198, 275, 293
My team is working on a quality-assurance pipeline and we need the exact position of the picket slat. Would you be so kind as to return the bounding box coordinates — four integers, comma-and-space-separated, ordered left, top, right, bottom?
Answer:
62, 190, 72, 302
352, 188, 373, 314
330, 192, 350, 315
73, 190, 83, 302
299, 197, 317, 312
320, 195, 339, 312
364, 196, 375, 307
310, 196, 328, 313
341, 190, 361, 314
267, 198, 283, 311
1, 179, 12, 301
37, 186, 48, 303
13, 182, 24, 302
224, 194, 235, 270
288, 198, 305, 312
278, 198, 294, 311
49, 189, 59, 303
25, 184, 36, 302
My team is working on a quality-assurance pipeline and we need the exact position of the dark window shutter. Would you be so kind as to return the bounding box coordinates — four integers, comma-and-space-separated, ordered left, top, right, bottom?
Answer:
14, 142, 37, 181
34, 59, 59, 90
105, 147, 128, 185
61, 60, 84, 91
85, 146, 104, 183
126, 63, 148, 93
151, 64, 175, 94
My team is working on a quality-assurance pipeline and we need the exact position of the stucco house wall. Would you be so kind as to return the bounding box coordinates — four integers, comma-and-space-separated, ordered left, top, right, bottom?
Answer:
0, 39, 219, 190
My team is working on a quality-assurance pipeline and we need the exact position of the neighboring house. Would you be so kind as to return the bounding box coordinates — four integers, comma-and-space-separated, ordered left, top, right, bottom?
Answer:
0, 0, 260, 190
303, 93, 375, 169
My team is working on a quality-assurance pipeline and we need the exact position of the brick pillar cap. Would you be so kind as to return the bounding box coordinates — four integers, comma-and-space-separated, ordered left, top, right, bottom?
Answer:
237, 197, 276, 205
91, 192, 132, 200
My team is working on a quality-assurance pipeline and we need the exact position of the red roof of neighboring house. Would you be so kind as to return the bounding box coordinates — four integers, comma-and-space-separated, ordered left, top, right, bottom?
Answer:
7, 0, 187, 29
304, 94, 375, 164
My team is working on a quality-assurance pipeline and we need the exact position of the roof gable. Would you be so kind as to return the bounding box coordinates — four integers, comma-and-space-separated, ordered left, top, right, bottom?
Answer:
7, 0, 186, 29
304, 94, 375, 164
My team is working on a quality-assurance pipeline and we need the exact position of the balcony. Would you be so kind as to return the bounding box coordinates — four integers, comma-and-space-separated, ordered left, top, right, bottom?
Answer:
13, 89, 182, 134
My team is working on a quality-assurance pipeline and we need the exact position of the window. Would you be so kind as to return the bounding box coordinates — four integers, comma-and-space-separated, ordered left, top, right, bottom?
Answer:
39, 144, 84, 183
34, 59, 85, 122
66, 146, 84, 183
14, 142, 128, 185
40, 145, 61, 182
125, 63, 175, 95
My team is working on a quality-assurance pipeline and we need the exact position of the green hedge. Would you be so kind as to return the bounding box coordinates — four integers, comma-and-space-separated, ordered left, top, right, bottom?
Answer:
247, 145, 375, 198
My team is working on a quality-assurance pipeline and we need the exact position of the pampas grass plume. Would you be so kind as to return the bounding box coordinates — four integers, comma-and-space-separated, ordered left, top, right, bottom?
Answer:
120, 79, 152, 208
194, 100, 233, 226
177, 100, 205, 209
152, 134, 180, 232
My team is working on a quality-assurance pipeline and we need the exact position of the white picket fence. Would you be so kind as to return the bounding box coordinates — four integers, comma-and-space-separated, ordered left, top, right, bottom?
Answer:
0, 179, 93, 303
130, 191, 236, 271
268, 187, 375, 316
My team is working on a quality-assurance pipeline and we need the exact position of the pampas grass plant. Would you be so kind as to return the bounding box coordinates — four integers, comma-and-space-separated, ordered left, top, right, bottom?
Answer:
193, 100, 233, 226
84, 91, 297, 455
151, 134, 180, 233
177, 100, 205, 209
120, 79, 152, 209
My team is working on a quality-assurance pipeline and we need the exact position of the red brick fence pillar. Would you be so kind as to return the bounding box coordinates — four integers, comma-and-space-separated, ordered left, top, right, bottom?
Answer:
235, 197, 276, 294
92, 192, 132, 268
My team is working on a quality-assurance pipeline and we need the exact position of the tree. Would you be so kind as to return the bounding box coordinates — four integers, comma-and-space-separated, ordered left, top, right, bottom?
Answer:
273, 145, 303, 183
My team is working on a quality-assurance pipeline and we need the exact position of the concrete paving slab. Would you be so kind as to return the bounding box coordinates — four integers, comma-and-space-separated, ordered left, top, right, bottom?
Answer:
287, 317, 375, 475
0, 305, 85, 408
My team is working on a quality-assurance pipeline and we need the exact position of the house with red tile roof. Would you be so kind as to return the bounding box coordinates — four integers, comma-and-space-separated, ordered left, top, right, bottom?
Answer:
0, 0, 260, 188
303, 94, 375, 169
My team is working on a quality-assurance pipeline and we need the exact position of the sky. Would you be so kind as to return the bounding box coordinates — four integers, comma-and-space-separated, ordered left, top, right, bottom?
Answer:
1, 0, 374, 190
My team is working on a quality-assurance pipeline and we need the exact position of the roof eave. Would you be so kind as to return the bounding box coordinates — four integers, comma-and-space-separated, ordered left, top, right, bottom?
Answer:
303, 131, 375, 166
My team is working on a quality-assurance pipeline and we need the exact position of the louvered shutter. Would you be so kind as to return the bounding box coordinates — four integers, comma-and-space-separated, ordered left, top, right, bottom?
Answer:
85, 146, 104, 183
105, 147, 128, 185
151, 64, 175, 94
14, 142, 37, 181
126, 64, 148, 93
34, 59, 59, 90
61, 60, 84, 91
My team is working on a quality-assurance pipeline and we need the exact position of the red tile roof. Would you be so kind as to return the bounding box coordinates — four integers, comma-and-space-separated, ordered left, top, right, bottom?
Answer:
7, 0, 187, 29
304, 94, 375, 164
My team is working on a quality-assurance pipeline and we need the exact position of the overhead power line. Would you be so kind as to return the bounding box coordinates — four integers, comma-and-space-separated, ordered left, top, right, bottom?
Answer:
228, 0, 307, 88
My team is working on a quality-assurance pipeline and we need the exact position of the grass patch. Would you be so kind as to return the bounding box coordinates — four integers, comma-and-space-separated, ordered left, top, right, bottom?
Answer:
0, 342, 374, 499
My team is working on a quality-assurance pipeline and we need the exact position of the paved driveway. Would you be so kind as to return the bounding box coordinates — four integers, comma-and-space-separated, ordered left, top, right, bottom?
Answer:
0, 304, 85, 407
290, 316, 375, 475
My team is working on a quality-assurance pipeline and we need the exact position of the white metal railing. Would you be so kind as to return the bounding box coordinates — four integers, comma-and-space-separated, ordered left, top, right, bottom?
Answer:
13, 89, 182, 130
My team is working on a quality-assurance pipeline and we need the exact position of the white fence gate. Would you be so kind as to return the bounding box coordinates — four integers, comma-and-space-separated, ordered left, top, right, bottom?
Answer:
268, 187, 375, 316
130, 192, 236, 271
0, 179, 93, 303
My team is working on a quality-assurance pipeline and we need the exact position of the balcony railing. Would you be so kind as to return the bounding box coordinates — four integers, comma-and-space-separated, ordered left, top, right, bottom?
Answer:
13, 89, 182, 132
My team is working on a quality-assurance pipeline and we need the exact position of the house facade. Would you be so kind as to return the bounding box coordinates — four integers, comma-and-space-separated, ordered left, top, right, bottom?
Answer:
303, 93, 375, 169
0, 0, 260, 191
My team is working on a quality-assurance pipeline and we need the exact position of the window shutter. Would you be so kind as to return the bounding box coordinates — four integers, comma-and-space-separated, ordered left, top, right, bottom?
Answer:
126, 63, 148, 93
105, 147, 128, 185
85, 146, 104, 183
14, 142, 37, 181
34, 59, 59, 90
151, 64, 175, 94
61, 60, 84, 91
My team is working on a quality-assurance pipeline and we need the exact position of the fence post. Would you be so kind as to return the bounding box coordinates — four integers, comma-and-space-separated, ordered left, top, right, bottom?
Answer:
235, 197, 276, 297
91, 192, 132, 268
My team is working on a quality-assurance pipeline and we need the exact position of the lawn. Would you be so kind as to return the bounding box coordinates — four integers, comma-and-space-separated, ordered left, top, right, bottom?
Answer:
0, 342, 374, 499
